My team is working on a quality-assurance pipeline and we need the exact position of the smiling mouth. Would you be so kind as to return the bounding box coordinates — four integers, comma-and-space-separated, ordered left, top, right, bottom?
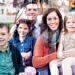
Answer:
0, 39, 4, 42
70, 27, 75, 28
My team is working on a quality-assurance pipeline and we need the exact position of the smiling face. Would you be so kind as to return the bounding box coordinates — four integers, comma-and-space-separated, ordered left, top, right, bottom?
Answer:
26, 4, 38, 21
47, 11, 60, 31
17, 23, 29, 38
66, 16, 75, 33
0, 26, 10, 47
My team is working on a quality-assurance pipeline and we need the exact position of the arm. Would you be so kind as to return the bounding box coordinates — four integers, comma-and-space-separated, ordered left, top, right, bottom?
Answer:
57, 32, 64, 59
22, 38, 36, 60
63, 49, 75, 57
21, 51, 31, 60
16, 48, 24, 73
57, 32, 75, 58
32, 36, 57, 68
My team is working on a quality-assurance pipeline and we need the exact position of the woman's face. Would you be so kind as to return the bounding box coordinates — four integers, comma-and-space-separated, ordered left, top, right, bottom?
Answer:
66, 16, 75, 32
47, 11, 60, 31
17, 23, 29, 38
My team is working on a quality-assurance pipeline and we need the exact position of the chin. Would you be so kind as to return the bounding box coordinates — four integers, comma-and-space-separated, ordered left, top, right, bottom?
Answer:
51, 29, 57, 31
0, 44, 4, 46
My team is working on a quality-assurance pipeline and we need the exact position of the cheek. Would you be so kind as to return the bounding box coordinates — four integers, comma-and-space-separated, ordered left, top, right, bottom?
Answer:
47, 19, 50, 25
5, 36, 9, 42
24, 29, 29, 34
66, 23, 70, 28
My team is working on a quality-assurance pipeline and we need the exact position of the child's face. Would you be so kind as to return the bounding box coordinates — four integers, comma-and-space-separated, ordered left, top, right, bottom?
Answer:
66, 16, 75, 32
0, 26, 10, 46
17, 23, 29, 38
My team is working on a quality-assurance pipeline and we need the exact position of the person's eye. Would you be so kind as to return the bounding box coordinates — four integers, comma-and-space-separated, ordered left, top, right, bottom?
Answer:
24, 28, 28, 30
67, 22, 70, 24
48, 18, 51, 21
2, 33, 6, 36
73, 22, 75, 23
33, 9, 37, 11
19, 27, 22, 29
53, 17, 57, 20
28, 9, 31, 11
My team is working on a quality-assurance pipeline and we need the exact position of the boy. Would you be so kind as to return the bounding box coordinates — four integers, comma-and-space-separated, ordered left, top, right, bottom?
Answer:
0, 23, 24, 75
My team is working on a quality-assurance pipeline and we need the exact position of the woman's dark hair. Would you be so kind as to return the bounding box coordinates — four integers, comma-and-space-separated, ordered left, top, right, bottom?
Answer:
0, 23, 10, 32
42, 8, 63, 50
42, 8, 63, 32
13, 19, 31, 38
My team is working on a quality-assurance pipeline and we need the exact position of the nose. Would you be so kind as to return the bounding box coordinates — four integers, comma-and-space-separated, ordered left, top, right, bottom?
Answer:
0, 37, 3, 40
20, 28, 24, 31
30, 10, 35, 14
69, 22, 74, 26
50, 19, 55, 24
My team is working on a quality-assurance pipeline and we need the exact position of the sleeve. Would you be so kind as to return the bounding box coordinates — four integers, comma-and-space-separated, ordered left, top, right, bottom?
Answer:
32, 36, 57, 68
15, 48, 24, 73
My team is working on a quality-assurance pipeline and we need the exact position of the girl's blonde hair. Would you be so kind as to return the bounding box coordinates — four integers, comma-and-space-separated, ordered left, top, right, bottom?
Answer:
64, 11, 75, 34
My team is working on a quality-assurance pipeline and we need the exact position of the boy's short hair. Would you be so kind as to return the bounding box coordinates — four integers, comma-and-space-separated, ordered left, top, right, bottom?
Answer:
0, 23, 10, 32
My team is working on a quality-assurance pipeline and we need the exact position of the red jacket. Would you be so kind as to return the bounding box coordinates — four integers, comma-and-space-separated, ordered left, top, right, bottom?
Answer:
32, 34, 57, 68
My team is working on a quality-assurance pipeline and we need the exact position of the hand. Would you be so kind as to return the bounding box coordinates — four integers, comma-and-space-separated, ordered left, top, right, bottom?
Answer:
21, 52, 31, 60
63, 51, 71, 58
57, 51, 63, 59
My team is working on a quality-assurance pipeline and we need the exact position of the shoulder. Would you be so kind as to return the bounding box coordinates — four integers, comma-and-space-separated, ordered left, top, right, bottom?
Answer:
9, 37, 18, 42
9, 43, 18, 51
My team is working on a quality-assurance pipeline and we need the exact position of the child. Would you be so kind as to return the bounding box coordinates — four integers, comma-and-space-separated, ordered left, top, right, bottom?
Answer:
0, 23, 24, 75
10, 19, 36, 66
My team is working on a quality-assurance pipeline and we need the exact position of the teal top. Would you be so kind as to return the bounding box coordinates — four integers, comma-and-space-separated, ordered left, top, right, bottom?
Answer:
0, 46, 15, 75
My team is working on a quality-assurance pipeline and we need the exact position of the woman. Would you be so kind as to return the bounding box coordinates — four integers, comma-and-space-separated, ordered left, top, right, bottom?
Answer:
10, 19, 36, 67
32, 8, 63, 75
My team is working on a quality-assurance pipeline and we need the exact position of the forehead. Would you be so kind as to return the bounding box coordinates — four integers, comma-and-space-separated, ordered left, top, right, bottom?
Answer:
66, 12, 75, 20
47, 11, 58, 18
26, 4, 38, 9
0, 26, 9, 33
19, 23, 28, 27
67, 15, 75, 21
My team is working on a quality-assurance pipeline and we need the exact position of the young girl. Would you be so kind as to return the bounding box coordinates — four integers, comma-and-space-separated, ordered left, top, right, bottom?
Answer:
10, 19, 36, 67
49, 11, 75, 75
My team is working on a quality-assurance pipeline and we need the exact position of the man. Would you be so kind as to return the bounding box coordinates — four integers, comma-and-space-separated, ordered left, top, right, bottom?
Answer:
25, 1, 41, 38
0, 23, 24, 75
10, 1, 41, 39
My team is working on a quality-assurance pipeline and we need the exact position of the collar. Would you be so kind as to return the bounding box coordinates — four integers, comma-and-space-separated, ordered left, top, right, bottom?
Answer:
0, 44, 10, 53
15, 35, 30, 43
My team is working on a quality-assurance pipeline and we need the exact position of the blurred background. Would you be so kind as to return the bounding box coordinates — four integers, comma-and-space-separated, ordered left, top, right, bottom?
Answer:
0, 0, 75, 23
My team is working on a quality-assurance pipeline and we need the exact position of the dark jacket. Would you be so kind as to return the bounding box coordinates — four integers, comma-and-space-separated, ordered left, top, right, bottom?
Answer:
9, 43, 24, 75
10, 36, 36, 66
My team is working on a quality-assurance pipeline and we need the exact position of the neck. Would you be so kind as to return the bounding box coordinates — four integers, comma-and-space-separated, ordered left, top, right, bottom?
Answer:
0, 44, 8, 52
19, 36, 26, 43
30, 20, 36, 26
